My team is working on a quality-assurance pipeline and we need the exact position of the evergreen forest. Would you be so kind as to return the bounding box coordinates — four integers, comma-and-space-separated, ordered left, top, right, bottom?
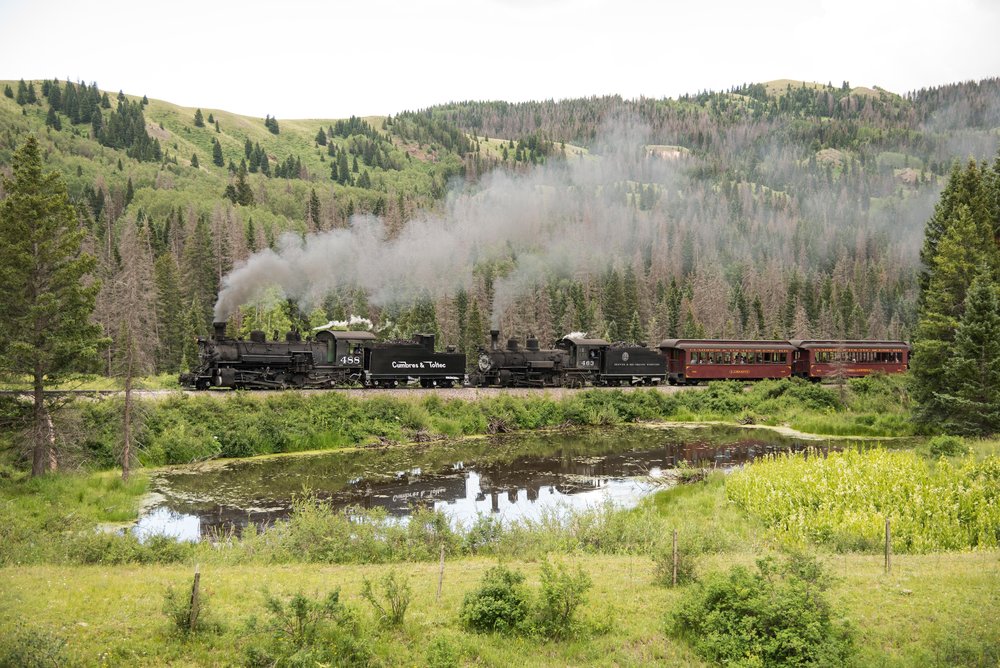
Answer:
0, 77, 999, 375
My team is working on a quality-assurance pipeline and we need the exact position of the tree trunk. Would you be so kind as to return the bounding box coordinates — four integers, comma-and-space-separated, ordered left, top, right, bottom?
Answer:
122, 338, 134, 482
31, 365, 48, 476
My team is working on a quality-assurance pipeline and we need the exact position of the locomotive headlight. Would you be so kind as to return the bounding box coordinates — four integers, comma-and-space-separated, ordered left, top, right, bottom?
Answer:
478, 353, 494, 372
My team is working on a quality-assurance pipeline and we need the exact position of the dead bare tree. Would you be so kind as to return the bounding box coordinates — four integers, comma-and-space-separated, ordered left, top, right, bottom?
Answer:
108, 219, 158, 480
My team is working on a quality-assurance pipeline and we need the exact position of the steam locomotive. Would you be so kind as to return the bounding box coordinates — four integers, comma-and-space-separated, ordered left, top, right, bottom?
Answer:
180, 322, 465, 390
180, 322, 908, 390
470, 330, 665, 387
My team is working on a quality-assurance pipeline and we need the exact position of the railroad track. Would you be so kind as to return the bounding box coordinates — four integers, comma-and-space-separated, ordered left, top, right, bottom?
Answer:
0, 384, 701, 401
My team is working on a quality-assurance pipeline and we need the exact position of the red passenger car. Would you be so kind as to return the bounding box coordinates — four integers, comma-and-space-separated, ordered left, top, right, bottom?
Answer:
789, 340, 909, 379
659, 340, 796, 385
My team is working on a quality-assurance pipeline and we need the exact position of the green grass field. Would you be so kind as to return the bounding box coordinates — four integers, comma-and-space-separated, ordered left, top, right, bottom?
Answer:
1, 550, 996, 666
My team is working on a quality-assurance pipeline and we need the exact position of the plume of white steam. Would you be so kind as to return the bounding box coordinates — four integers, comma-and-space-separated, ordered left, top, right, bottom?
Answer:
313, 315, 374, 331
214, 117, 684, 324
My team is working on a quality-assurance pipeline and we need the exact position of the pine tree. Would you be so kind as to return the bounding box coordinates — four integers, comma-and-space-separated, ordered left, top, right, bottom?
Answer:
0, 136, 104, 475
181, 215, 219, 333
465, 299, 485, 355
154, 253, 185, 372
912, 161, 1000, 426
627, 310, 643, 343
212, 138, 224, 167
934, 271, 1000, 435
233, 162, 254, 206
207, 113, 214, 124
337, 151, 350, 185
309, 189, 321, 228
45, 106, 61, 130
47, 81, 62, 110
3, 84, 12, 99
193, 108, 205, 127
190, 153, 199, 168
316, 127, 327, 145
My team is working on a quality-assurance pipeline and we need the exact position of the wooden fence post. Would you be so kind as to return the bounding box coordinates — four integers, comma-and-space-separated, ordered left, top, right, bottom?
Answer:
188, 564, 201, 632
436, 545, 445, 601
672, 529, 678, 587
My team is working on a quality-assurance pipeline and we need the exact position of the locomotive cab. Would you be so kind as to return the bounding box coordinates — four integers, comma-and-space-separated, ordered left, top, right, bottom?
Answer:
555, 335, 609, 386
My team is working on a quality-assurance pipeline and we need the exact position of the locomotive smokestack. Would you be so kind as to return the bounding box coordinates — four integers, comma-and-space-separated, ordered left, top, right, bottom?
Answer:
213, 322, 227, 340
526, 334, 539, 351
490, 330, 500, 351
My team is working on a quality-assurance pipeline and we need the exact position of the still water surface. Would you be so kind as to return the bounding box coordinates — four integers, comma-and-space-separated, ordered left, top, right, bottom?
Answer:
135, 425, 841, 541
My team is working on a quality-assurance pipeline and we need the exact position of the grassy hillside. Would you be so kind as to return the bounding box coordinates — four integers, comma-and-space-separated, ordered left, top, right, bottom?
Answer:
2, 76, 999, 383
0, 79, 463, 237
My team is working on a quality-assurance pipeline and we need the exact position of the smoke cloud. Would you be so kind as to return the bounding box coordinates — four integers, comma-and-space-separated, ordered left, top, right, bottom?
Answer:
214, 117, 683, 325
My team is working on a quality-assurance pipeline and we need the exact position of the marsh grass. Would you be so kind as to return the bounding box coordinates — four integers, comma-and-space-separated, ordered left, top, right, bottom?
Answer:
727, 448, 1000, 552
0, 470, 148, 565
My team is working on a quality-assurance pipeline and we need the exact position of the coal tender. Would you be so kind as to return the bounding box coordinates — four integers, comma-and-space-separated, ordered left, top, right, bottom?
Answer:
365, 333, 465, 388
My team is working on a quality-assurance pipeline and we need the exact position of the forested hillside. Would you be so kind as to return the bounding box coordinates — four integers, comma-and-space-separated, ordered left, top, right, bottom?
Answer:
1, 77, 998, 375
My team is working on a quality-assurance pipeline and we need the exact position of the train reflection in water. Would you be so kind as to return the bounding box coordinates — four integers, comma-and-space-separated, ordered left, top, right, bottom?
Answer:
134, 431, 834, 542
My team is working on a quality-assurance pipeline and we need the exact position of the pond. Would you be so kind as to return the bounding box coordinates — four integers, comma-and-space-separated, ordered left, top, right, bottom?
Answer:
134, 424, 846, 542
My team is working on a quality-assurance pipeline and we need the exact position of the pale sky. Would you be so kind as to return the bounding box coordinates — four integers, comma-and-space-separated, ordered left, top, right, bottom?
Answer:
2, 0, 998, 120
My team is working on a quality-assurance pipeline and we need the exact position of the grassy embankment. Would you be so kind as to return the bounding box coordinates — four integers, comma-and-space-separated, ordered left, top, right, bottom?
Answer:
0, 374, 917, 473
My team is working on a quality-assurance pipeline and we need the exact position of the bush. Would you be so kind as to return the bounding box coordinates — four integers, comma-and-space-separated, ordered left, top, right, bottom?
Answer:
929, 434, 969, 457
460, 565, 531, 634
425, 635, 460, 668
243, 589, 371, 668
0, 623, 67, 667
535, 559, 592, 639
68, 531, 193, 565
360, 570, 411, 627
669, 552, 855, 667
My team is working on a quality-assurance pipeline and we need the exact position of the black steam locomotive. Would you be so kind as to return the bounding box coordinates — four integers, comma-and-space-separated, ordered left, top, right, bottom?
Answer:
180, 322, 465, 390
469, 330, 666, 388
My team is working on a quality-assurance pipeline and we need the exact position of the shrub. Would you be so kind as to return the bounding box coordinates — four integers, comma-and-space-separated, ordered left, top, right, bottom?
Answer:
360, 570, 411, 627
460, 565, 531, 634
243, 589, 371, 668
535, 559, 592, 639
669, 552, 855, 667
68, 531, 193, 565
0, 623, 67, 668
928, 434, 969, 457
68, 531, 144, 564
425, 635, 460, 668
